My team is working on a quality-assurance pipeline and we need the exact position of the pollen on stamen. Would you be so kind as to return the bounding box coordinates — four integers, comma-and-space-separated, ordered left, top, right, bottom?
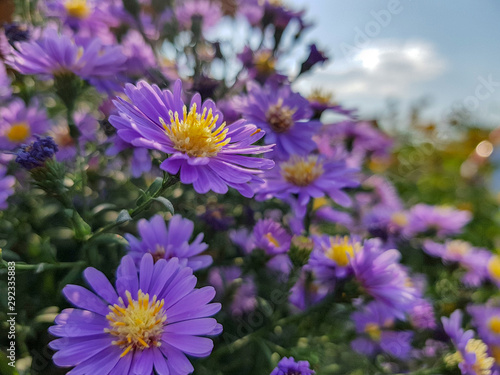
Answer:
104, 289, 166, 357
160, 103, 231, 158
281, 155, 324, 187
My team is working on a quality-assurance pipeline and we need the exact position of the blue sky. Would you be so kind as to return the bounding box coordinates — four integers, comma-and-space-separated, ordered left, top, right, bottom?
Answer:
289, 0, 500, 126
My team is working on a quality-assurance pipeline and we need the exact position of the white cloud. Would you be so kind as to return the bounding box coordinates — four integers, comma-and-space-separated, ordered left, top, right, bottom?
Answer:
294, 39, 447, 103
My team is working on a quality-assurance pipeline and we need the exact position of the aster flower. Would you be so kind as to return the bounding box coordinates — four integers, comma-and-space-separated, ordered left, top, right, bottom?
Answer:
175, 0, 223, 32
442, 310, 495, 375
0, 62, 11, 102
468, 304, 500, 347
15, 136, 58, 170
289, 267, 331, 311
237, 82, 321, 159
255, 155, 359, 217
350, 239, 417, 319
237, 47, 286, 84
49, 254, 222, 374
105, 135, 153, 178
307, 89, 357, 119
125, 214, 211, 271
0, 98, 51, 150
4, 23, 30, 45
8, 28, 126, 91
270, 356, 315, 375
0, 165, 15, 210
423, 240, 491, 287
299, 44, 328, 75
351, 301, 414, 359
252, 218, 292, 274
208, 266, 258, 316
121, 30, 156, 77
409, 299, 437, 330
309, 235, 361, 282
110, 79, 274, 197
404, 204, 472, 238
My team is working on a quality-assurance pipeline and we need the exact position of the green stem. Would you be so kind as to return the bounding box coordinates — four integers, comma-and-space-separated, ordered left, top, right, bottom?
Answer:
0, 259, 86, 272
87, 175, 179, 241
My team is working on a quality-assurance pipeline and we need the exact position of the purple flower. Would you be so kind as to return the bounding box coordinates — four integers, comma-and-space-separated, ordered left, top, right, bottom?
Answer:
229, 228, 255, 254
256, 155, 359, 218
175, 0, 222, 31
442, 310, 495, 375
404, 204, 472, 237
208, 266, 258, 316
253, 218, 291, 255
8, 28, 126, 89
15, 136, 58, 170
4, 23, 30, 45
105, 136, 153, 178
468, 304, 500, 347
121, 30, 156, 77
351, 301, 414, 359
110, 79, 274, 197
236, 47, 286, 84
49, 254, 222, 374
307, 89, 357, 119
124, 214, 211, 271
0, 98, 51, 150
0, 62, 11, 101
236, 82, 321, 159
409, 299, 437, 330
299, 44, 328, 75
289, 267, 331, 311
270, 356, 315, 375
0, 165, 15, 210
350, 239, 417, 319
424, 240, 491, 287
309, 235, 361, 282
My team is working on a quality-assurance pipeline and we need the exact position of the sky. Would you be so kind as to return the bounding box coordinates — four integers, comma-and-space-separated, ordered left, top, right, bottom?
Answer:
289, 0, 500, 127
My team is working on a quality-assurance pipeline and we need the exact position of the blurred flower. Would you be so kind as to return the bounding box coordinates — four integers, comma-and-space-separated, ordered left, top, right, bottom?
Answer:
208, 266, 258, 316
350, 239, 417, 319
289, 267, 330, 310
307, 89, 356, 119
175, 0, 222, 32
4, 22, 30, 45
105, 136, 153, 178
299, 44, 328, 75
404, 204, 472, 238
351, 301, 414, 359
229, 228, 255, 254
424, 240, 491, 287
442, 310, 495, 375
256, 155, 358, 218
270, 356, 315, 375
309, 235, 361, 282
237, 82, 321, 159
410, 299, 437, 330
469, 304, 500, 347
8, 28, 126, 91
110, 79, 274, 197
121, 30, 156, 77
125, 214, 211, 271
49, 254, 222, 374
253, 218, 292, 274
0, 165, 15, 210
0, 98, 51, 150
0, 62, 11, 101
199, 204, 235, 231
15, 136, 58, 170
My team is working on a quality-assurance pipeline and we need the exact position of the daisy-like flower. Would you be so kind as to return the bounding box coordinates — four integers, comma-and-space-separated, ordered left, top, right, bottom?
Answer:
289, 267, 331, 311
404, 204, 472, 238
307, 89, 356, 119
237, 82, 321, 159
110, 79, 274, 197
350, 239, 417, 319
271, 356, 315, 375
255, 155, 358, 217
468, 304, 500, 347
0, 165, 15, 210
351, 301, 414, 359
442, 310, 495, 375
49, 253, 222, 374
8, 28, 125, 91
125, 214, 211, 271
0, 98, 51, 150
309, 235, 361, 282
253, 218, 292, 274
175, 0, 223, 32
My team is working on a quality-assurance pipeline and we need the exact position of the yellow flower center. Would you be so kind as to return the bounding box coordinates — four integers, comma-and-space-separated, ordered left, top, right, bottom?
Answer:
105, 290, 166, 358
265, 99, 296, 133
308, 88, 334, 105
446, 240, 471, 257
364, 323, 381, 341
265, 232, 280, 248
489, 317, 500, 335
466, 339, 494, 375
253, 50, 276, 75
324, 236, 360, 267
7, 122, 30, 143
488, 255, 500, 281
390, 212, 408, 227
160, 104, 230, 158
312, 197, 328, 211
281, 155, 324, 187
64, 0, 91, 19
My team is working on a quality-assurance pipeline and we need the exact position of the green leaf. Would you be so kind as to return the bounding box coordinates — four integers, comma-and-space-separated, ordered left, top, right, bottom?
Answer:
153, 197, 174, 214
116, 209, 132, 224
